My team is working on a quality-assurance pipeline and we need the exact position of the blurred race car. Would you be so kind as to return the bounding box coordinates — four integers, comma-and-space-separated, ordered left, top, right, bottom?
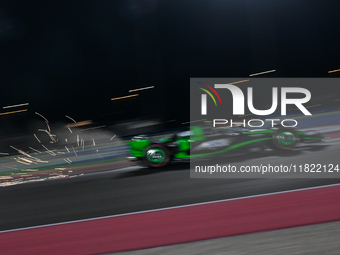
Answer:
127, 125, 328, 168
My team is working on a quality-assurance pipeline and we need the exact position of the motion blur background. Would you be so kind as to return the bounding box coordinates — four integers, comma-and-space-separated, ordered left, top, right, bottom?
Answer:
1, 2, 340, 254
1, 0, 340, 138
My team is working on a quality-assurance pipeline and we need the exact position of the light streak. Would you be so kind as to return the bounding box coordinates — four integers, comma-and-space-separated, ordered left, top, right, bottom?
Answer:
46, 122, 51, 132
38, 129, 57, 143
35, 112, 49, 123
66, 115, 76, 123
34, 134, 41, 143
111, 94, 139, 100
129, 86, 154, 92
17, 157, 33, 164
148, 120, 176, 126
29, 147, 42, 153
0, 109, 27, 116
182, 119, 206, 125
92, 139, 96, 146
249, 69, 276, 76
110, 135, 116, 141
96, 152, 104, 159
80, 125, 106, 131
9, 145, 20, 152
294, 104, 321, 110
3, 103, 29, 109
306, 104, 321, 108
64, 158, 72, 164
10, 146, 44, 163
228, 80, 249, 85
41, 144, 56, 156
328, 68, 340, 74
14, 158, 30, 165
67, 120, 92, 128
163, 119, 176, 123
72, 146, 77, 156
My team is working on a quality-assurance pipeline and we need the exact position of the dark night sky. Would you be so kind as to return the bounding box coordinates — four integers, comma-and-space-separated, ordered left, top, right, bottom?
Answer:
0, 0, 340, 134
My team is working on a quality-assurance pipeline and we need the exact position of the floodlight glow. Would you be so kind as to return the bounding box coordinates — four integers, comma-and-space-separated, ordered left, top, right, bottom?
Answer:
3, 103, 29, 109
111, 94, 139, 100
249, 70, 276, 76
328, 69, 340, 74
129, 86, 154, 92
0, 109, 27, 116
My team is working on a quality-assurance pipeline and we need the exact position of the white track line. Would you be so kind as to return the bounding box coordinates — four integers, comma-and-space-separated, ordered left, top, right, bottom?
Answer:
1, 182, 340, 234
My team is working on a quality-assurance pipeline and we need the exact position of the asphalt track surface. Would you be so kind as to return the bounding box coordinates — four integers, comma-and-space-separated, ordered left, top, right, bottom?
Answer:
1, 139, 340, 232
2, 184, 340, 254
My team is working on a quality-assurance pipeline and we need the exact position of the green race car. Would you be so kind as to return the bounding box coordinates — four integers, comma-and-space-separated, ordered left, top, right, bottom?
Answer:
128, 125, 327, 168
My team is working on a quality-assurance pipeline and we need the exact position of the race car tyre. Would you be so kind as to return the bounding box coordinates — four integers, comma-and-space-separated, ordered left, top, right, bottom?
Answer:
272, 128, 300, 150
143, 144, 170, 168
